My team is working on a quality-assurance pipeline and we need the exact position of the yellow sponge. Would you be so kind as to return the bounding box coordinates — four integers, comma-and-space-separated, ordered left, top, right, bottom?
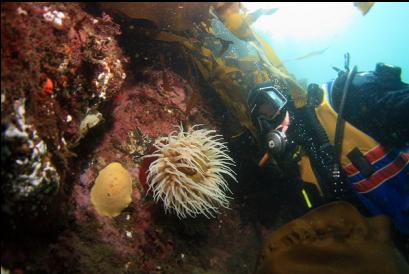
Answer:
90, 162, 133, 217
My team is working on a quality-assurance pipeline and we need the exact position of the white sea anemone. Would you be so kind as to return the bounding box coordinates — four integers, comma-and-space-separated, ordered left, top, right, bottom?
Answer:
146, 125, 237, 218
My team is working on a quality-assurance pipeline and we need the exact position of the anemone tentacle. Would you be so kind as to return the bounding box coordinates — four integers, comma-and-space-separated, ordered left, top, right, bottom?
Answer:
145, 125, 236, 218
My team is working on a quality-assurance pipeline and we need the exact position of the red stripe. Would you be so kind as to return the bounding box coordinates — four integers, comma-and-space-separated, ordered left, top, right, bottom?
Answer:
344, 145, 388, 176
344, 164, 358, 176
353, 155, 408, 193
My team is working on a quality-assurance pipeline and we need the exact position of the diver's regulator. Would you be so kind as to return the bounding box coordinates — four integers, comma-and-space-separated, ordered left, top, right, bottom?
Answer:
266, 128, 287, 155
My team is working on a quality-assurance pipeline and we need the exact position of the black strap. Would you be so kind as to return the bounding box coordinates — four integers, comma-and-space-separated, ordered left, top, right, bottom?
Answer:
334, 65, 357, 163
347, 147, 375, 178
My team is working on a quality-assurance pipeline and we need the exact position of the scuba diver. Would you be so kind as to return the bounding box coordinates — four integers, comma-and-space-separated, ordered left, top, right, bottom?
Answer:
248, 57, 409, 273
248, 57, 409, 233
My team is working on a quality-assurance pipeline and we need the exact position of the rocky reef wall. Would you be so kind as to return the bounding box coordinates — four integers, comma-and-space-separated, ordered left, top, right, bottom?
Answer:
1, 3, 289, 274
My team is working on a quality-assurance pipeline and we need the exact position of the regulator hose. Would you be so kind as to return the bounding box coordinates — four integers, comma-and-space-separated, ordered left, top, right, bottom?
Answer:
294, 82, 352, 201
306, 84, 331, 150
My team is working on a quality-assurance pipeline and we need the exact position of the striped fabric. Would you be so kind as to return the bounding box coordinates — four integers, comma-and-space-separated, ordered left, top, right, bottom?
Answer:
325, 80, 409, 234
344, 145, 409, 193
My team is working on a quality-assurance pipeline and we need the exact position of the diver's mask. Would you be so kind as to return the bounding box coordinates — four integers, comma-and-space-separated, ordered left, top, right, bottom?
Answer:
248, 84, 287, 132
248, 82, 288, 155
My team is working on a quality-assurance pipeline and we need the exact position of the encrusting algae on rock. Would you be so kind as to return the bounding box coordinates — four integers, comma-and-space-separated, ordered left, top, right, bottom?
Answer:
90, 162, 133, 217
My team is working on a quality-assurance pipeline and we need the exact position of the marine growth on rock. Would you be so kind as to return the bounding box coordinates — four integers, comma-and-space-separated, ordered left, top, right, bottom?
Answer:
1, 99, 60, 216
